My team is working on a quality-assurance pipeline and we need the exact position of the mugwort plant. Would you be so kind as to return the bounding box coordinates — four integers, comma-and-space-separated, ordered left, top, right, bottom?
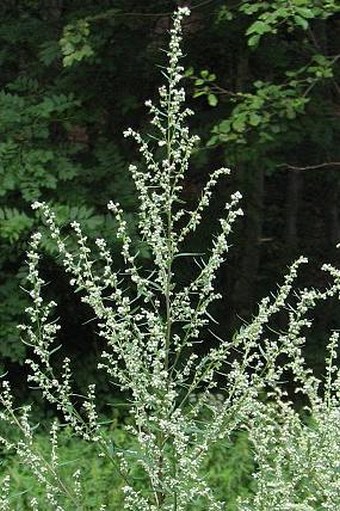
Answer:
1, 7, 340, 510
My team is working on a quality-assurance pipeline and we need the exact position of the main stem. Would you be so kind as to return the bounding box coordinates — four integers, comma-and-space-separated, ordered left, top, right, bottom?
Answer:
164, 78, 175, 374
154, 78, 177, 509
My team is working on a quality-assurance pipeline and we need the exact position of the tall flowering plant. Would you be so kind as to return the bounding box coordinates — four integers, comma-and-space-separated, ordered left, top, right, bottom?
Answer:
1, 7, 340, 510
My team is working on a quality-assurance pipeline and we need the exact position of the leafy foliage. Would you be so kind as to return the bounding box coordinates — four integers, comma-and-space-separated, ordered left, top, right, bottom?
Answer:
0, 1, 139, 368
0, 208, 34, 243
0, 425, 253, 510
190, 0, 338, 159
60, 20, 94, 67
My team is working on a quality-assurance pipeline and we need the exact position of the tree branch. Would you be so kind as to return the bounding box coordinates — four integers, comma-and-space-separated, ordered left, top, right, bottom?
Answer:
278, 162, 340, 171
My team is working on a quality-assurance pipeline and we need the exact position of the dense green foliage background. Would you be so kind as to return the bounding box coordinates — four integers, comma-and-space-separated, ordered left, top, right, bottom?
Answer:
1, 424, 254, 509
0, 0, 339, 405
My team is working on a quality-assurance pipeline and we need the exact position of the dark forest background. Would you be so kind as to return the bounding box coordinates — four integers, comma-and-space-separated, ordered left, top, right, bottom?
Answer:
0, 0, 339, 407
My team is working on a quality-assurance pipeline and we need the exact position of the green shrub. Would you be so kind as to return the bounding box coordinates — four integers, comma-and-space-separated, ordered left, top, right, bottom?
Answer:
1, 424, 254, 510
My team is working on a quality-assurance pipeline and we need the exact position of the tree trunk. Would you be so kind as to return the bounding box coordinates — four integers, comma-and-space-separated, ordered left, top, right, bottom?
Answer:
231, 165, 264, 318
328, 174, 340, 245
285, 169, 301, 250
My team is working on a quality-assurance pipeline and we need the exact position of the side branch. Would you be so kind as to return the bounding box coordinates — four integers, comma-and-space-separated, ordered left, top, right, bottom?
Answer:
278, 162, 340, 171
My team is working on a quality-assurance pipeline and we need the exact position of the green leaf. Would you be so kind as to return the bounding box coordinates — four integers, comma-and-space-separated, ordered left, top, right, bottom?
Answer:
240, 2, 269, 15
193, 90, 207, 98
248, 34, 261, 47
293, 15, 309, 30
254, 80, 265, 89
312, 54, 329, 66
295, 6, 315, 18
208, 93, 218, 107
207, 135, 218, 147
185, 66, 194, 77
217, 6, 234, 22
39, 41, 61, 66
232, 115, 246, 133
248, 113, 262, 126
246, 20, 272, 36
218, 120, 231, 134
194, 78, 205, 86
